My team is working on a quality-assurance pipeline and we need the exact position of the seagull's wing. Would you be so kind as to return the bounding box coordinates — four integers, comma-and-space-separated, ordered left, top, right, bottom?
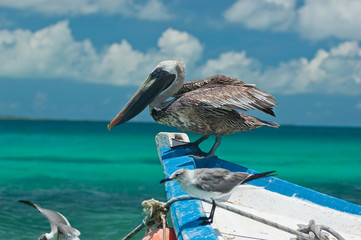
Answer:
176, 75, 278, 116
19, 200, 80, 237
194, 168, 249, 193
58, 224, 81, 238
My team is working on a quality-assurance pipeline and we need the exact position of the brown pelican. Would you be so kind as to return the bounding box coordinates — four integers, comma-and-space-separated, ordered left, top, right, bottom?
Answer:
19, 200, 81, 240
108, 60, 278, 158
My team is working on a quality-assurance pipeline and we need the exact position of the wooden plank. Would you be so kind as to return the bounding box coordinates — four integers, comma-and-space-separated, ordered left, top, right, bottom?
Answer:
156, 132, 219, 240
156, 132, 361, 239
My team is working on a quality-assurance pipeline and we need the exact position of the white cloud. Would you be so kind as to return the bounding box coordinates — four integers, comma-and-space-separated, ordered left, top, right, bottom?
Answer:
224, 0, 361, 41
1, 21, 360, 95
297, 0, 361, 40
93, 28, 203, 85
0, 0, 172, 20
0, 21, 97, 80
0, 21, 202, 85
136, 0, 172, 20
158, 28, 203, 65
197, 41, 361, 95
224, 0, 297, 31
198, 51, 261, 79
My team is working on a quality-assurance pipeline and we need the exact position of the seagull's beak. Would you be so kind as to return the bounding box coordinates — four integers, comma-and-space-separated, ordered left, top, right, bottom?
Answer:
107, 68, 176, 130
160, 177, 172, 184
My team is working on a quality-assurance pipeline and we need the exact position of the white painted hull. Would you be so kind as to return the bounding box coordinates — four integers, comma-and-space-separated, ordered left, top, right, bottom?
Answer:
204, 185, 361, 239
156, 132, 361, 240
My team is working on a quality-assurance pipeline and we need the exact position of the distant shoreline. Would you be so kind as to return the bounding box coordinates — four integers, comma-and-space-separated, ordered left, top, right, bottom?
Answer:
1, 116, 361, 129
0, 116, 32, 120
0, 115, 105, 122
0, 116, 151, 124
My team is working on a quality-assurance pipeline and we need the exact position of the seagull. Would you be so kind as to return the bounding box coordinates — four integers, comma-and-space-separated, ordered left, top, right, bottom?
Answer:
108, 60, 278, 158
160, 168, 276, 224
19, 200, 81, 240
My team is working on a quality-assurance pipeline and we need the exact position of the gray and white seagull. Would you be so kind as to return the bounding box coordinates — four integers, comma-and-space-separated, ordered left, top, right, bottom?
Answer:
19, 200, 81, 240
160, 168, 276, 225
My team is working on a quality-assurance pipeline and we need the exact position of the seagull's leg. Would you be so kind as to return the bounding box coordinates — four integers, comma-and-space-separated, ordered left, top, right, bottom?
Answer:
199, 199, 217, 225
171, 135, 209, 151
207, 199, 217, 223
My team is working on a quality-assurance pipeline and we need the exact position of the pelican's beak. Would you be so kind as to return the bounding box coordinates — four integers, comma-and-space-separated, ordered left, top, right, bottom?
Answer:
107, 67, 176, 130
160, 177, 172, 184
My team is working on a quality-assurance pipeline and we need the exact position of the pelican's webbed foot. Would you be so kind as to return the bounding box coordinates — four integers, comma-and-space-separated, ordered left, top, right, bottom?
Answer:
171, 141, 202, 151
171, 135, 209, 151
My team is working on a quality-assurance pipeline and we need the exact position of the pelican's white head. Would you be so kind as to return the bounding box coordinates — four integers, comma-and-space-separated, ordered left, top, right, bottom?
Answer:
108, 60, 186, 130
154, 60, 185, 78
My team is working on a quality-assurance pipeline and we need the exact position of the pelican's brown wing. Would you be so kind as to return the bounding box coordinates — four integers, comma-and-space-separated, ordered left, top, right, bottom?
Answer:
175, 75, 278, 116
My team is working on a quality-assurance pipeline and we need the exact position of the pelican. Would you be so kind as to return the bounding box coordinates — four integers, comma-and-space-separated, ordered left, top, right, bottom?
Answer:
108, 60, 278, 158
19, 200, 81, 240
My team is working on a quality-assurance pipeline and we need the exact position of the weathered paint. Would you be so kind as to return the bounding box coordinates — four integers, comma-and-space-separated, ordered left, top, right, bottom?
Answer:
156, 132, 361, 240
195, 157, 361, 216
157, 143, 219, 240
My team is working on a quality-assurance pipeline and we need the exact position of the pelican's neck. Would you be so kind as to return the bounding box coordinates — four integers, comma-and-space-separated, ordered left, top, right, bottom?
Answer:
150, 61, 185, 110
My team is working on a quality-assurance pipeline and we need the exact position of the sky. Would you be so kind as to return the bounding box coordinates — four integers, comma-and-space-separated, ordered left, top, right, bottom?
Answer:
1, 0, 361, 127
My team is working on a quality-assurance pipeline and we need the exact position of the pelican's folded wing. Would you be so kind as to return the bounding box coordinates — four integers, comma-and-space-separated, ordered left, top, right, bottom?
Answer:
177, 75, 278, 116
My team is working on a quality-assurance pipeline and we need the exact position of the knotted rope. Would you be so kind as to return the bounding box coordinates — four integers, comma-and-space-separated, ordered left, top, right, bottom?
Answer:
142, 198, 168, 239
121, 198, 176, 240
293, 219, 345, 240
121, 195, 345, 240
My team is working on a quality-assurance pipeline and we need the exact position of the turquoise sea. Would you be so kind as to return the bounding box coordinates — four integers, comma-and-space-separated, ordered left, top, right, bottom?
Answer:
1, 120, 361, 239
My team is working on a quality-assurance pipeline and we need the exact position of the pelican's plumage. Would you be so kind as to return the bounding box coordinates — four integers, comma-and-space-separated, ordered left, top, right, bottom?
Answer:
108, 60, 278, 157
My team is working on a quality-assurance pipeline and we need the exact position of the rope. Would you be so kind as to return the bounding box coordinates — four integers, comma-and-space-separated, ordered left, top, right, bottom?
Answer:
121, 195, 345, 240
165, 195, 345, 240
142, 198, 168, 228
121, 196, 192, 240
194, 197, 345, 240
197, 197, 311, 239
142, 198, 168, 240
121, 198, 170, 240
295, 219, 345, 240
121, 218, 147, 240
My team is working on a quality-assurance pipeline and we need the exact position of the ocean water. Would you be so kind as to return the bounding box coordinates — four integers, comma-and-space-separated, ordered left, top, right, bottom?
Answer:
0, 120, 360, 239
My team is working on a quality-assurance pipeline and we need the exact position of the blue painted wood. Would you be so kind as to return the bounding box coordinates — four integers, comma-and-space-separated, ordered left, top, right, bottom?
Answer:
195, 156, 361, 216
159, 143, 361, 240
159, 146, 219, 240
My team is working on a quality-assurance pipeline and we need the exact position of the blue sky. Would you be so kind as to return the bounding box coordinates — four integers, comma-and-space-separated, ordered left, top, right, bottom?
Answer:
1, 0, 361, 126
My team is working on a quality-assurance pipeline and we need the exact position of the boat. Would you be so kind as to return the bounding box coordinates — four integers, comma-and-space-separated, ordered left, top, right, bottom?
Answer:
156, 132, 361, 240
